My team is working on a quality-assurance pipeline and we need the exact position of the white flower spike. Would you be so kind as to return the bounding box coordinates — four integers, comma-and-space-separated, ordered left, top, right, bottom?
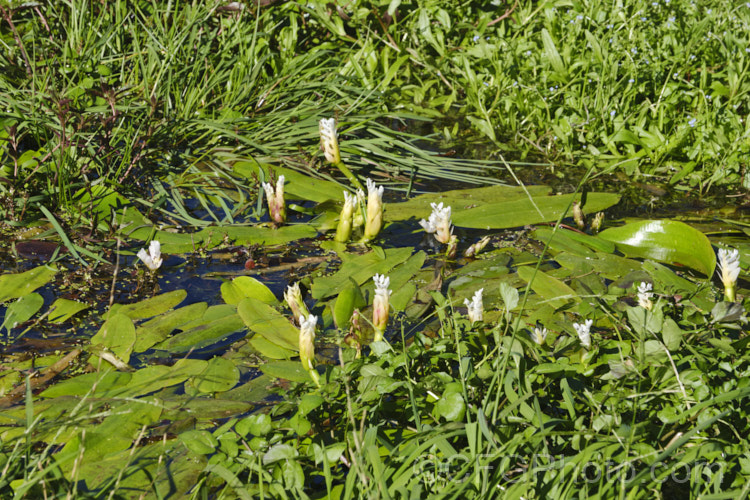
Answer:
284, 282, 309, 323
637, 282, 653, 310
137, 240, 162, 271
364, 178, 384, 241
717, 248, 741, 302
298, 314, 320, 386
319, 118, 341, 164
372, 273, 392, 341
574, 319, 593, 350
262, 175, 286, 223
419, 202, 453, 244
464, 288, 484, 323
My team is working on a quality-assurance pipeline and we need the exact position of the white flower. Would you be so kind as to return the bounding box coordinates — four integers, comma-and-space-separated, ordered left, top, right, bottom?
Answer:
137, 240, 162, 271
718, 248, 741, 302
372, 274, 392, 341
319, 118, 341, 164
637, 282, 653, 310
464, 288, 484, 323
364, 178, 384, 241
574, 319, 593, 349
530, 326, 548, 345
419, 202, 453, 244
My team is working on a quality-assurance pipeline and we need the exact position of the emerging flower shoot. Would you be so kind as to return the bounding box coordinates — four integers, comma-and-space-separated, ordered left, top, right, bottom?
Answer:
319, 118, 341, 165
262, 175, 286, 224
718, 248, 741, 302
372, 273, 391, 342
335, 191, 356, 243
364, 178, 384, 241
299, 314, 320, 386
284, 282, 310, 323
464, 236, 491, 258
137, 240, 163, 271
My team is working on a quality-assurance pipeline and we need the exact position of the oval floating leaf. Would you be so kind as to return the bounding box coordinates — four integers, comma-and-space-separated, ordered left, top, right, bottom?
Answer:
91, 314, 136, 363
516, 267, 579, 309
598, 220, 716, 276
238, 298, 299, 350
192, 357, 240, 393
112, 290, 187, 320
452, 193, 620, 229
1, 293, 44, 332
48, 298, 89, 324
0, 265, 57, 304
221, 276, 278, 306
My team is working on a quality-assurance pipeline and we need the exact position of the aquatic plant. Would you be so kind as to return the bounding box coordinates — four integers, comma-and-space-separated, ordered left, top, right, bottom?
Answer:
262, 175, 286, 224
363, 179, 384, 242
335, 191, 357, 243
464, 288, 484, 324
717, 248, 741, 302
419, 202, 453, 244
637, 281, 654, 310
298, 314, 319, 387
574, 319, 593, 350
371, 273, 391, 342
284, 282, 309, 324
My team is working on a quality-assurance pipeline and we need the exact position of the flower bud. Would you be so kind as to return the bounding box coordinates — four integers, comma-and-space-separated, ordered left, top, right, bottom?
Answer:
137, 240, 163, 271
319, 118, 341, 164
262, 175, 286, 223
464, 236, 491, 258
372, 274, 391, 341
364, 178, 384, 241
284, 282, 309, 323
464, 288, 484, 323
299, 314, 320, 386
335, 191, 356, 243
718, 248, 741, 302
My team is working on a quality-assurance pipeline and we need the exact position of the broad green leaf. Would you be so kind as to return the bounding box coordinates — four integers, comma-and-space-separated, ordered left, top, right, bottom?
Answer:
516, 267, 579, 309
40, 371, 132, 398
452, 193, 621, 229
386, 185, 552, 221
1, 293, 44, 332
0, 265, 57, 304
434, 392, 466, 422
542, 28, 566, 76
47, 298, 89, 324
260, 361, 314, 383
179, 430, 218, 455
333, 284, 366, 330
134, 302, 208, 352
111, 290, 187, 320
236, 413, 273, 437
238, 298, 299, 350
221, 276, 278, 306
91, 314, 136, 363
598, 220, 716, 276
192, 357, 240, 393
533, 227, 615, 254
311, 247, 413, 299
249, 336, 296, 359
154, 313, 245, 352
118, 359, 208, 398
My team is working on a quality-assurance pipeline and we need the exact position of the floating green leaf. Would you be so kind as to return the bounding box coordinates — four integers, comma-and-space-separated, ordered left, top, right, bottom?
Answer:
154, 313, 245, 353
134, 302, 208, 352
260, 361, 314, 384
91, 314, 136, 364
0, 265, 57, 304
598, 220, 716, 276
238, 298, 299, 350
452, 193, 621, 229
193, 357, 240, 393
221, 276, 278, 306
1, 293, 43, 332
516, 267, 579, 309
111, 290, 187, 320
48, 298, 89, 324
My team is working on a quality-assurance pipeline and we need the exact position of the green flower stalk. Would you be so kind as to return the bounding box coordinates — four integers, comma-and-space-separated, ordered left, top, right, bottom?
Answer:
372, 274, 391, 342
137, 240, 163, 271
298, 314, 320, 387
262, 175, 286, 224
284, 282, 309, 323
335, 191, 356, 243
319, 118, 363, 191
364, 178, 384, 241
718, 248, 741, 302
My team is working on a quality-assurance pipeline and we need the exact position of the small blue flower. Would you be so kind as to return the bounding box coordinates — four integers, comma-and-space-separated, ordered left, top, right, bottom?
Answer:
610, 110, 616, 117
688, 118, 697, 127
631, 48, 638, 54
473, 35, 480, 42
629, 78, 634, 83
